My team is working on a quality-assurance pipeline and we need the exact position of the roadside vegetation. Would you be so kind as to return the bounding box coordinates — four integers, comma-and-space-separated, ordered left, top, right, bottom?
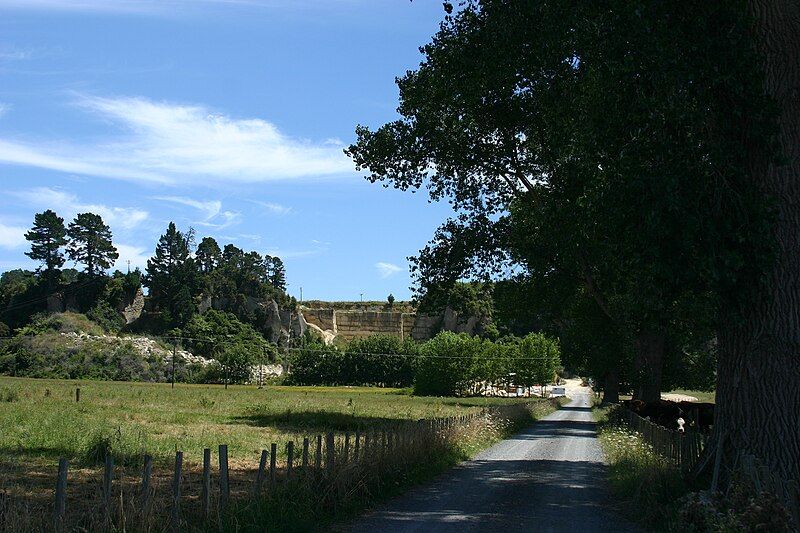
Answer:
594, 405, 688, 530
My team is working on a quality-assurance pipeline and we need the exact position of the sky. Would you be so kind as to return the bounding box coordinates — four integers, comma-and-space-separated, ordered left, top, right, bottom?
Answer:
0, 0, 455, 301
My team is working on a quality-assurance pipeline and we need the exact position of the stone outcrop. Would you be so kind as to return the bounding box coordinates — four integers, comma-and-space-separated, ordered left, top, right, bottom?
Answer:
120, 287, 145, 324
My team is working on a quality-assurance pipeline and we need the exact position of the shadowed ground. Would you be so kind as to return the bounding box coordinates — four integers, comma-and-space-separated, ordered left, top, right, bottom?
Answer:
346, 392, 638, 533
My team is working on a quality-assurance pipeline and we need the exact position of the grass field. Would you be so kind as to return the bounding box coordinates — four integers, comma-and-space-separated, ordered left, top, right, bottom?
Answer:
0, 376, 534, 468
0, 376, 559, 530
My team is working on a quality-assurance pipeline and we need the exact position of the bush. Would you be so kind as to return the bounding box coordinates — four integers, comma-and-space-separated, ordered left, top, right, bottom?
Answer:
87, 300, 125, 333
286, 342, 344, 385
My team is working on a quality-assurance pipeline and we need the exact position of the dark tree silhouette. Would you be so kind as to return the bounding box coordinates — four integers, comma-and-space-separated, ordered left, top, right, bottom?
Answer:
66, 213, 118, 276
25, 209, 67, 288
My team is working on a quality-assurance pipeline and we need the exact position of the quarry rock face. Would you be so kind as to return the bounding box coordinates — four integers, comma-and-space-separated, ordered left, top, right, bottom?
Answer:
299, 302, 483, 343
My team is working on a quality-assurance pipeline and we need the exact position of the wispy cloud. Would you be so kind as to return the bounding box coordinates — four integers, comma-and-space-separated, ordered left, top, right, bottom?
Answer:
375, 261, 403, 279
0, 46, 33, 61
153, 196, 242, 230
266, 239, 329, 260
0, 94, 352, 185
0, 103, 9, 118
251, 200, 292, 215
0, 222, 26, 249
12, 186, 149, 230
152, 196, 221, 220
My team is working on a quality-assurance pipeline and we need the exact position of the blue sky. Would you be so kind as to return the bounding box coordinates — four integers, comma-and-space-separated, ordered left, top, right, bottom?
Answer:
0, 0, 454, 301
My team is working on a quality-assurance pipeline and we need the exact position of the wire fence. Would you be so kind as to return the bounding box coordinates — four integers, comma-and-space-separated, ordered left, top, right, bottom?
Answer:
619, 407, 800, 528
0, 402, 541, 532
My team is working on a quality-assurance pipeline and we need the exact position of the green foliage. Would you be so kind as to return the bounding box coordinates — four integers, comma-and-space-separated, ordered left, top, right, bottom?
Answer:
66, 213, 119, 276
346, 0, 778, 401
414, 331, 482, 396
17, 312, 104, 336
0, 333, 172, 382
86, 300, 125, 333
179, 309, 273, 361
25, 209, 67, 285
216, 342, 255, 384
145, 222, 200, 330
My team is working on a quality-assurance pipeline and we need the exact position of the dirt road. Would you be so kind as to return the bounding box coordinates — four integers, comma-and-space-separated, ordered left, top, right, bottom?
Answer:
347, 391, 638, 532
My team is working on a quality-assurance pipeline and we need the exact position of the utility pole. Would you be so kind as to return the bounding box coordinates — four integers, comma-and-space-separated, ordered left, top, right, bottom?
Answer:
171, 342, 176, 389
126, 260, 131, 274
300, 287, 303, 304
360, 293, 363, 303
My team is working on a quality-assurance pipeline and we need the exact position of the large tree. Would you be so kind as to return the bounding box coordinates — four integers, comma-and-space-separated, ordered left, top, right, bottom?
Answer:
24, 209, 67, 289
66, 213, 118, 276
713, 0, 800, 482
348, 0, 793, 477
145, 222, 199, 328
195, 237, 221, 274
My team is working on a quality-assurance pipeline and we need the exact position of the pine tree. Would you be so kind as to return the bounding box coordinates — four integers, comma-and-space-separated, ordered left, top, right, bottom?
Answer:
195, 237, 221, 273
66, 213, 118, 276
25, 210, 67, 288
268, 256, 286, 292
145, 222, 199, 328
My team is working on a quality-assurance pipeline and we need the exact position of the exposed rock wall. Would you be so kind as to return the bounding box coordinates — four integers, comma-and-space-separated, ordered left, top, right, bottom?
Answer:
300, 304, 478, 343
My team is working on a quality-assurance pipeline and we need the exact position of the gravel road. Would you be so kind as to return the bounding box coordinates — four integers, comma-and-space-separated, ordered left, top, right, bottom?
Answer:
347, 391, 638, 533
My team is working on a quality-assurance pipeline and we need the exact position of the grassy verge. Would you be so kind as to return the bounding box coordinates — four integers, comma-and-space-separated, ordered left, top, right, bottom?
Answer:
594, 405, 688, 531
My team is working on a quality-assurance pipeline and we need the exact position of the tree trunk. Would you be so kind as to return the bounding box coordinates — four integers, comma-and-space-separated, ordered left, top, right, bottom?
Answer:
603, 368, 620, 404
714, 0, 800, 483
632, 331, 664, 403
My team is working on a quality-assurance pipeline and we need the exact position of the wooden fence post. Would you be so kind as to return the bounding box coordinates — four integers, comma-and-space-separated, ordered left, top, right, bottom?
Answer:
315, 435, 322, 470
269, 443, 277, 488
171, 451, 183, 532
326, 432, 335, 472
253, 449, 268, 497
302, 438, 309, 469
54, 458, 68, 531
364, 433, 371, 460
202, 449, 210, 519
75, 387, 80, 403
287, 441, 294, 478
219, 445, 230, 512
354, 431, 361, 460
141, 454, 153, 518
344, 433, 350, 464
103, 454, 114, 523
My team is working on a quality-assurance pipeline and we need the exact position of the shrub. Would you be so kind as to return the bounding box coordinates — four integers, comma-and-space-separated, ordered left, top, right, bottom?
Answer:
86, 300, 125, 333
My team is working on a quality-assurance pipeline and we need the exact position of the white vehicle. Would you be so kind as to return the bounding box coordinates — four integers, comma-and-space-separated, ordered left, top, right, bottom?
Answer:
550, 386, 566, 397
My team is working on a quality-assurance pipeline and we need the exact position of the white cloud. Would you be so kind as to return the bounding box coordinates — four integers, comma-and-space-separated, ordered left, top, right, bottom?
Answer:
375, 261, 403, 279
251, 200, 292, 215
0, 94, 351, 185
0, 103, 10, 118
196, 210, 241, 230
152, 196, 221, 220
12, 186, 149, 231
0, 46, 33, 60
0, 222, 26, 249
113, 243, 150, 272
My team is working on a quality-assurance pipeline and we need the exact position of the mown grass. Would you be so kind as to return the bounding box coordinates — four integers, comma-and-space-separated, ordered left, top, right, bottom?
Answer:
594, 405, 689, 531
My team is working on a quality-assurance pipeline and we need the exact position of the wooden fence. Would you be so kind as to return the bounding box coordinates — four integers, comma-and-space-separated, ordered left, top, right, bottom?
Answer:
620, 408, 708, 473
15, 403, 534, 531
620, 408, 800, 528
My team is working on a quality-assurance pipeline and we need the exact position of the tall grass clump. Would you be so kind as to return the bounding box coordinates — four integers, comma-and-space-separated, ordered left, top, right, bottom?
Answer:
596, 407, 687, 530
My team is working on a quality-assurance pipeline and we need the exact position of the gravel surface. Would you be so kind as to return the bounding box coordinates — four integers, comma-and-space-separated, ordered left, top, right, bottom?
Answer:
347, 392, 639, 533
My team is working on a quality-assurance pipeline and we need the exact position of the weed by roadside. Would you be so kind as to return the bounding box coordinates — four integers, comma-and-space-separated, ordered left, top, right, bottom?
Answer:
595, 405, 688, 531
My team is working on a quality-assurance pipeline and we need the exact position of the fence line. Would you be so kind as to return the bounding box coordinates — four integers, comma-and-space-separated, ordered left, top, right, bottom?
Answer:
2, 402, 539, 531
620, 407, 800, 528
